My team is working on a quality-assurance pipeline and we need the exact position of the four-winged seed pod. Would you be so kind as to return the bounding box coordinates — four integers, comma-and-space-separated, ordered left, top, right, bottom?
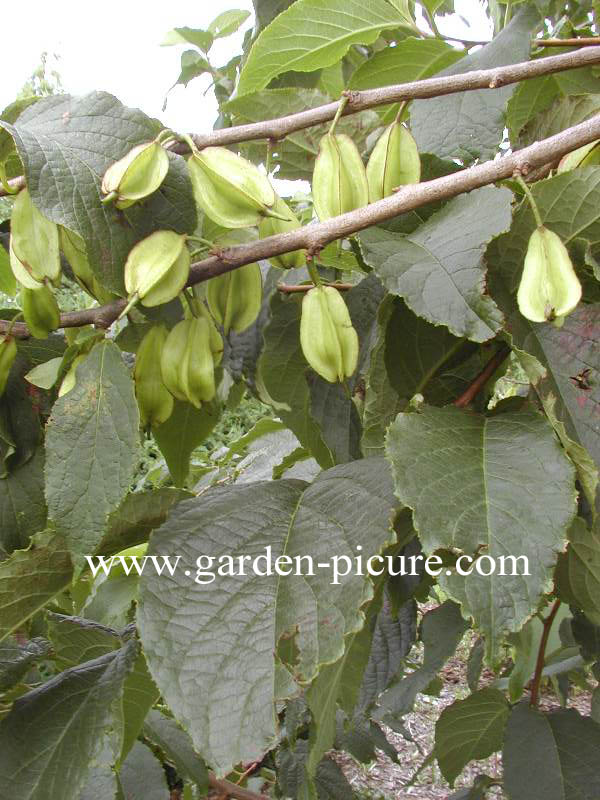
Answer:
134, 325, 174, 429
101, 141, 169, 209
258, 193, 306, 269
10, 189, 61, 288
300, 285, 358, 383
123, 230, 190, 316
206, 262, 262, 335
188, 146, 278, 228
0, 336, 17, 397
366, 121, 421, 202
517, 226, 582, 323
21, 285, 60, 339
160, 318, 217, 408
312, 133, 369, 221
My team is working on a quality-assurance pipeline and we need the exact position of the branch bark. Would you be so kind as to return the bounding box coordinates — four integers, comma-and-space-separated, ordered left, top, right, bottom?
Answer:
3, 111, 600, 338
454, 345, 511, 408
208, 772, 269, 800
529, 599, 562, 707
535, 37, 600, 47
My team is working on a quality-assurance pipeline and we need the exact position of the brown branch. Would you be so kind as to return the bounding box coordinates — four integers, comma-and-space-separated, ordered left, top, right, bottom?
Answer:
277, 282, 354, 293
454, 345, 511, 408
535, 37, 600, 47
4, 111, 600, 338
529, 599, 562, 707
182, 47, 600, 149
208, 772, 269, 800
0, 175, 26, 199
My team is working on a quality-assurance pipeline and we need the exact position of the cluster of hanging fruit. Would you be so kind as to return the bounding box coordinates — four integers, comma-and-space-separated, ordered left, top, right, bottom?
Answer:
2, 114, 587, 412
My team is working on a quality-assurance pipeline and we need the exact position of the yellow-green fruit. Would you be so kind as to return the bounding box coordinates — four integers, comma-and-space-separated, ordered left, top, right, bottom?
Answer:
101, 141, 169, 209
0, 336, 17, 396
312, 133, 369, 221
206, 263, 262, 334
258, 193, 306, 269
60, 227, 116, 304
10, 189, 61, 286
187, 146, 276, 228
160, 318, 216, 407
124, 231, 190, 309
21, 285, 60, 339
58, 354, 87, 397
517, 227, 582, 323
366, 122, 421, 202
134, 325, 174, 429
557, 140, 600, 173
189, 298, 224, 365
300, 285, 358, 383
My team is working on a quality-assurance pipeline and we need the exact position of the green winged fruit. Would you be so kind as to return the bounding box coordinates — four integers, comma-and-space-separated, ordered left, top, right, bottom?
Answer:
101, 141, 169, 209
258, 193, 306, 269
366, 122, 421, 202
312, 133, 368, 221
206, 263, 262, 334
517, 226, 582, 323
22, 285, 60, 339
10, 189, 61, 287
60, 227, 116, 304
160, 317, 216, 408
557, 140, 600, 173
0, 335, 17, 397
134, 325, 174, 429
188, 146, 277, 228
58, 353, 87, 397
123, 230, 190, 314
300, 285, 358, 383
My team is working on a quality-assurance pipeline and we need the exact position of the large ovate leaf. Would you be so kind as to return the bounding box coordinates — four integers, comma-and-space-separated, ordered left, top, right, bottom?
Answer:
138, 458, 398, 775
360, 186, 512, 342
45, 341, 140, 570
560, 517, 600, 625
237, 0, 410, 96
0, 531, 73, 643
117, 741, 169, 800
503, 704, 600, 800
435, 688, 510, 785
0, 639, 137, 800
410, 6, 539, 162
386, 404, 577, 661
0, 92, 196, 292
46, 613, 120, 668
143, 710, 209, 792
0, 637, 51, 692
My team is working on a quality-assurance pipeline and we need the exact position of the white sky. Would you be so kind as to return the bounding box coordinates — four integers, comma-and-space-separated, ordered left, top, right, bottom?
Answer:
2, 1, 491, 135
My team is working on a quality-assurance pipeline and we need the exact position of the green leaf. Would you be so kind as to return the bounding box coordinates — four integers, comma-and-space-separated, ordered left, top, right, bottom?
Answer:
0, 637, 51, 692
226, 88, 379, 181
0, 639, 137, 800
410, 6, 539, 162
161, 27, 214, 51
153, 400, 221, 487
349, 37, 464, 92
503, 704, 600, 800
359, 186, 511, 342
386, 405, 577, 661
435, 688, 510, 785
25, 357, 63, 390
143, 710, 209, 792
209, 9, 251, 37
561, 517, 600, 625
0, 448, 46, 559
507, 63, 600, 141
118, 650, 159, 764
0, 93, 197, 293
138, 458, 398, 774
515, 93, 600, 150
252, 0, 296, 31
44, 341, 140, 570
96, 488, 191, 556
173, 50, 212, 88
237, 0, 410, 96
0, 243, 16, 296
118, 741, 169, 800
47, 613, 120, 667
375, 601, 467, 722
0, 531, 73, 643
